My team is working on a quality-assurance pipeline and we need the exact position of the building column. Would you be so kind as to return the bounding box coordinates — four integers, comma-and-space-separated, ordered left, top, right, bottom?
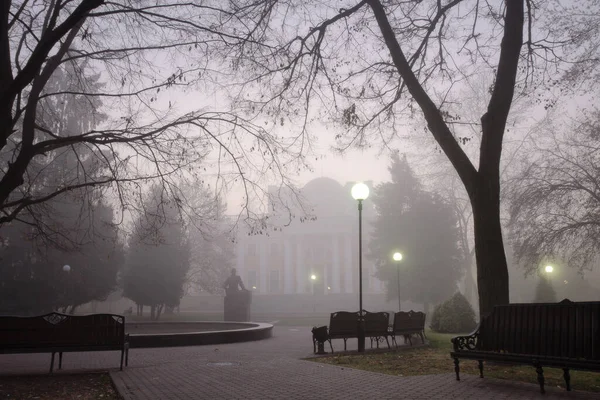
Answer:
284, 237, 293, 294
332, 234, 341, 293
295, 238, 305, 293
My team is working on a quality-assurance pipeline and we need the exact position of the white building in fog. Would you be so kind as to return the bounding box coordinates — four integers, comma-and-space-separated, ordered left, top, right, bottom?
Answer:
234, 177, 385, 295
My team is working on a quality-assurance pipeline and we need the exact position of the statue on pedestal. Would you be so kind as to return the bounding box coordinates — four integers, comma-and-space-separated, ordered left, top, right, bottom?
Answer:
223, 269, 251, 321
223, 268, 246, 295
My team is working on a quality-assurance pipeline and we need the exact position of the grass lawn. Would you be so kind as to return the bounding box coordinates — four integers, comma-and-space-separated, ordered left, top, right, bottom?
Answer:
309, 330, 600, 393
0, 373, 121, 399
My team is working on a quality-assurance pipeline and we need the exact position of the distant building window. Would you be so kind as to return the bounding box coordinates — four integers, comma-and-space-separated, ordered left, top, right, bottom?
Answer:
247, 270, 257, 289
269, 270, 280, 293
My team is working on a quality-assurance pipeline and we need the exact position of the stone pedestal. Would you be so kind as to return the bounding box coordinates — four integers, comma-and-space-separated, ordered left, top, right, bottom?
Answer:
224, 290, 252, 322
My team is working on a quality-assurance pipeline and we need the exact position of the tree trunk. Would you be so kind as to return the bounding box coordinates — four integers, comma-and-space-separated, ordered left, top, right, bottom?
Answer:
472, 184, 510, 317
150, 305, 156, 320
156, 304, 163, 321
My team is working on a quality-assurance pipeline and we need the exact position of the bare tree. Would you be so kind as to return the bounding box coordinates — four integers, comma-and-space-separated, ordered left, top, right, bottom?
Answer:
508, 109, 600, 274
224, 0, 569, 315
1, 0, 307, 236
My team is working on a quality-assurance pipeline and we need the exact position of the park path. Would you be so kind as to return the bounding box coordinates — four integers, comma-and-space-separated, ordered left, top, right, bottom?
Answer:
0, 326, 597, 399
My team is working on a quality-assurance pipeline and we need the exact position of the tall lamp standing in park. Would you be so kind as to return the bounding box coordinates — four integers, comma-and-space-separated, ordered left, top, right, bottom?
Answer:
351, 182, 369, 352
310, 274, 317, 313
393, 252, 403, 312
62, 264, 71, 313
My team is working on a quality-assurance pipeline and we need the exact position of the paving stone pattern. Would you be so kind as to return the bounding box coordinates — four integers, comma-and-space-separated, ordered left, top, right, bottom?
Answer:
0, 326, 596, 399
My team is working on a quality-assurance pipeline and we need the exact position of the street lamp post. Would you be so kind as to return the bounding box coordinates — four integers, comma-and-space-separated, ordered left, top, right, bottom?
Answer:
393, 252, 403, 312
62, 265, 71, 313
310, 274, 317, 313
351, 182, 369, 353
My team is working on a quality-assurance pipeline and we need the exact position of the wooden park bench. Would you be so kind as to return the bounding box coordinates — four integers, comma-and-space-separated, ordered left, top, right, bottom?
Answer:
313, 310, 392, 352
391, 310, 426, 347
451, 299, 600, 393
0, 312, 130, 373
365, 311, 391, 349
326, 311, 359, 352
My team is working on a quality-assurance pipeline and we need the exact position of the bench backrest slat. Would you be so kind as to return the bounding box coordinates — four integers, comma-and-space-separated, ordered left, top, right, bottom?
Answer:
478, 300, 600, 360
329, 311, 359, 336
392, 310, 425, 333
0, 313, 125, 349
364, 311, 389, 335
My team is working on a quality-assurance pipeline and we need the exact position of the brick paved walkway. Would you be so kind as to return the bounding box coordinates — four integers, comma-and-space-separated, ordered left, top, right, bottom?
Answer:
0, 326, 596, 399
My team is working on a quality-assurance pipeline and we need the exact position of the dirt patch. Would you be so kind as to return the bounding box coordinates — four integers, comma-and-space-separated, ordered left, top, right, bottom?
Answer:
0, 373, 121, 400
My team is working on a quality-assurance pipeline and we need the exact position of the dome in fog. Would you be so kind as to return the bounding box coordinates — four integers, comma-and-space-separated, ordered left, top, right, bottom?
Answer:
301, 177, 350, 216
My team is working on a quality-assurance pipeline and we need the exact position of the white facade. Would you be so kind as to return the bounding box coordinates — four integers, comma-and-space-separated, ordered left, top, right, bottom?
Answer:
234, 177, 385, 295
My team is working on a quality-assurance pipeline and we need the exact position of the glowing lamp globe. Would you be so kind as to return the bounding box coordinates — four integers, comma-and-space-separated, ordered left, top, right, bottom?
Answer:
393, 252, 403, 262
351, 182, 370, 201
310, 274, 317, 281
62, 264, 71, 272
545, 265, 554, 273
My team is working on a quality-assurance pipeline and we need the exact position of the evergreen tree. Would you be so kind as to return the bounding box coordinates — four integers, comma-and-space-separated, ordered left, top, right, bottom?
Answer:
369, 153, 462, 311
0, 63, 123, 315
534, 277, 557, 303
123, 185, 191, 320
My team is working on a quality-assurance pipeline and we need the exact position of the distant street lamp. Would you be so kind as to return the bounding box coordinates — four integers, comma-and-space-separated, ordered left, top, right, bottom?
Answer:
545, 265, 554, 274
351, 182, 369, 353
310, 274, 317, 312
393, 252, 403, 312
63, 264, 71, 273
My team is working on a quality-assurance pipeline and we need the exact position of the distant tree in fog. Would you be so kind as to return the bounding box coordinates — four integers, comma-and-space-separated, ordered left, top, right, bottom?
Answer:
186, 196, 235, 295
123, 184, 190, 320
508, 111, 600, 274
533, 276, 557, 303
369, 154, 462, 312
0, 0, 307, 237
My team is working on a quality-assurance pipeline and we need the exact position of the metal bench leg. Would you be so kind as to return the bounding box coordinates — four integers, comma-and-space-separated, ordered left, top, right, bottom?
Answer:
563, 368, 571, 391
478, 360, 483, 378
391, 335, 397, 348
453, 357, 460, 381
343, 339, 347, 351
120, 349, 125, 371
535, 363, 545, 394
59, 352, 63, 370
125, 343, 129, 366
419, 332, 425, 344
50, 352, 55, 374
385, 336, 390, 349
328, 339, 333, 353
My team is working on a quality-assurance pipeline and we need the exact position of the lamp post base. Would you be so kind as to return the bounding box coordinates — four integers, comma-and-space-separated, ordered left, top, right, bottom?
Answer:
357, 318, 366, 352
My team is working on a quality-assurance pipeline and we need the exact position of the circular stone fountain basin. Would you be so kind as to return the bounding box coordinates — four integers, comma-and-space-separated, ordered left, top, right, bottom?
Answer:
125, 321, 273, 348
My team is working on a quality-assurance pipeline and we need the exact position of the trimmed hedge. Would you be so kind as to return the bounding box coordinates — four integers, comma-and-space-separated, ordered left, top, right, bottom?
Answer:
430, 292, 477, 333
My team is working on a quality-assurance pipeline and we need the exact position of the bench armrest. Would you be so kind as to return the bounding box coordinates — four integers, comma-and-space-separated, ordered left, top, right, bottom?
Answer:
451, 328, 479, 352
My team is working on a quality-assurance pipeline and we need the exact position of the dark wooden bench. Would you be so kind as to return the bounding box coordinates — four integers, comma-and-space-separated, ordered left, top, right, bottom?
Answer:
365, 311, 391, 349
451, 299, 600, 393
327, 311, 359, 352
391, 310, 426, 347
0, 312, 130, 373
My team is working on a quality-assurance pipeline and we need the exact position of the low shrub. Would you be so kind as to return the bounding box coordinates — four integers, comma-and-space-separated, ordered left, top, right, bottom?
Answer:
429, 292, 477, 333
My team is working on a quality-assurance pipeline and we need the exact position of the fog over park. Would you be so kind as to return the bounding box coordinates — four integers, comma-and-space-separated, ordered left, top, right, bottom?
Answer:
1, 0, 600, 323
